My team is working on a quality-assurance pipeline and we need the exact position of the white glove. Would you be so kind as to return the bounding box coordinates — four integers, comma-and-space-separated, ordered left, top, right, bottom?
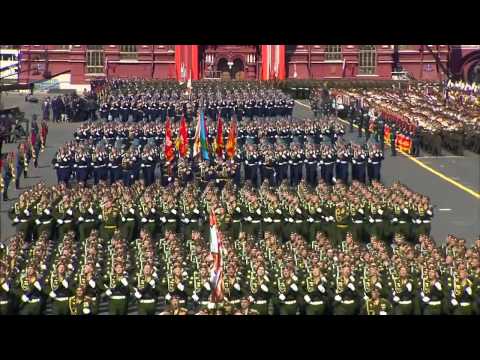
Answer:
62, 279, 69, 288
105, 289, 112, 297
66, 209, 73, 216
347, 283, 355, 291
451, 299, 458, 306
13, 217, 19, 223
44, 209, 51, 215
393, 296, 400, 303
34, 281, 42, 291
57, 219, 64, 224
24, 209, 30, 216
466, 287, 472, 296
177, 283, 185, 291
334, 295, 342, 302
261, 284, 269, 293
279, 294, 286, 301
141, 217, 148, 223
422, 296, 430, 303
204, 282, 211, 291
358, 209, 364, 214
121, 216, 126, 222
256, 209, 261, 215
392, 217, 398, 222
379, 311, 387, 315
290, 283, 298, 292
246, 216, 252, 222
171, 209, 177, 215
296, 208, 302, 214
406, 283, 412, 292
98, 214, 103, 220
369, 217, 374, 224
89, 279, 96, 288
1, 283, 10, 292
434, 282, 442, 291
193, 209, 200, 214
289, 217, 294, 223
307, 218, 314, 223
78, 216, 84, 222
248, 296, 255, 303
49, 291, 57, 299
234, 283, 241, 291
378, 209, 383, 215
21, 295, 30, 303
403, 208, 409, 214
160, 217, 166, 223
88, 208, 94, 215
276, 209, 282, 214
151, 208, 156, 214
149, 280, 156, 287
165, 293, 172, 301
121, 278, 128, 287
304, 295, 312, 304
183, 218, 190, 224
134, 291, 142, 299
129, 208, 135, 215
192, 294, 199, 302
83, 308, 91, 315
35, 219, 41, 225
318, 284, 326, 293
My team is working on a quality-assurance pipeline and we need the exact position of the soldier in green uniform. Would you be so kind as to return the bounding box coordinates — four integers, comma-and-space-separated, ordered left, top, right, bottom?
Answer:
77, 198, 98, 243
420, 268, 446, 315
48, 262, 74, 315
9, 196, 33, 242
99, 199, 121, 241
235, 296, 259, 315
247, 265, 271, 315
448, 268, 478, 315
390, 265, 420, 315
54, 196, 76, 242
0, 264, 13, 315
333, 265, 360, 315
133, 263, 159, 315
18, 265, 44, 315
301, 265, 330, 315
105, 262, 131, 315
68, 287, 92, 315
274, 266, 300, 315
120, 198, 138, 243
360, 287, 393, 315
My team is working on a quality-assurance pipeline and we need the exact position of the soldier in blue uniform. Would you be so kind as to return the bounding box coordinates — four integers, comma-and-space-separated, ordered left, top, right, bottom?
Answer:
91, 147, 108, 184
320, 144, 335, 185
74, 149, 90, 185
335, 142, 350, 185
367, 143, 384, 183
351, 144, 367, 184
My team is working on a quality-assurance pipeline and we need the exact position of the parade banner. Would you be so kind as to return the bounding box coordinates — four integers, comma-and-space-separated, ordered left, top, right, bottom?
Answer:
176, 116, 188, 158
164, 118, 175, 162
216, 115, 224, 158
225, 120, 237, 159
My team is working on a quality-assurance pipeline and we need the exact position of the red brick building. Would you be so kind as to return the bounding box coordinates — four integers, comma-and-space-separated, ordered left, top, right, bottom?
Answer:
17, 45, 454, 89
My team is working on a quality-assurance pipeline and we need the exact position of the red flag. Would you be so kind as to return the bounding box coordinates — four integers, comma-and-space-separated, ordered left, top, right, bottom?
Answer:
164, 117, 175, 162
209, 208, 224, 303
177, 116, 188, 158
216, 115, 224, 158
225, 120, 237, 159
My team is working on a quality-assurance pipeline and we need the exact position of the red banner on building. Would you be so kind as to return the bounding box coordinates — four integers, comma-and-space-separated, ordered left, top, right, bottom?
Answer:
261, 45, 286, 80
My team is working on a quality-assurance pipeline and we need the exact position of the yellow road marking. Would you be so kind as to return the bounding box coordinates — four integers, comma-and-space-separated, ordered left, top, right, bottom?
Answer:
294, 100, 480, 200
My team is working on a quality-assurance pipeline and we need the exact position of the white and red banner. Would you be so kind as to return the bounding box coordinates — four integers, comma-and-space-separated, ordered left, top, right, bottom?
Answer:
261, 45, 286, 80
209, 209, 224, 303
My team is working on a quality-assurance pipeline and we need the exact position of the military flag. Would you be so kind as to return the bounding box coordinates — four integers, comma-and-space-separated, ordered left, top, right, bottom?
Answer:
216, 115, 224, 158
176, 116, 188, 158
164, 117, 175, 162
225, 119, 237, 159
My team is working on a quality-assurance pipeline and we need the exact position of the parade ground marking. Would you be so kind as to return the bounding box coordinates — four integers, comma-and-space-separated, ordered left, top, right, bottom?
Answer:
294, 100, 480, 200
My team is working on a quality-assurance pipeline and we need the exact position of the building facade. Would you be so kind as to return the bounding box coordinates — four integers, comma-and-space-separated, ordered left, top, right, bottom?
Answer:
17, 45, 455, 88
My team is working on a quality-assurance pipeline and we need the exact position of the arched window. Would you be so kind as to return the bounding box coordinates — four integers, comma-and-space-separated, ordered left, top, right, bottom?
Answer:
325, 45, 342, 60
358, 45, 376, 75
86, 45, 104, 74
120, 45, 137, 60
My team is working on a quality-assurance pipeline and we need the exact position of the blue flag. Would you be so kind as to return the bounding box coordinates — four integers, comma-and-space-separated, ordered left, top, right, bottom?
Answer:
200, 111, 209, 161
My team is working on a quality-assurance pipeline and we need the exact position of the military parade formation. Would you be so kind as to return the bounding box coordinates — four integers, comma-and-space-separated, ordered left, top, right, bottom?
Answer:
1, 79, 479, 315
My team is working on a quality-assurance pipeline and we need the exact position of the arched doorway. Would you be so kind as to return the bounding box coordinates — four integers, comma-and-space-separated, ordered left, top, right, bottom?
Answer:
467, 61, 480, 83
217, 58, 230, 80
232, 58, 244, 80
